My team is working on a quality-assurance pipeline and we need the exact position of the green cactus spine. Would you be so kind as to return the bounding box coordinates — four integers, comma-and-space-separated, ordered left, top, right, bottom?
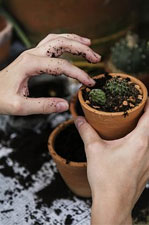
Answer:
104, 77, 129, 96
89, 89, 106, 105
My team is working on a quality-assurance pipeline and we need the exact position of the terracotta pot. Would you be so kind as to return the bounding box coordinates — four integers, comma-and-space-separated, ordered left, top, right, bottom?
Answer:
78, 73, 148, 140
4, 0, 139, 55
105, 59, 149, 92
0, 15, 12, 63
48, 119, 91, 198
70, 94, 84, 118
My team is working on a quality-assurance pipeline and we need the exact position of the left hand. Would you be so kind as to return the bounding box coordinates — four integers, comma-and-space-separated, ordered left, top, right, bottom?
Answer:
0, 33, 101, 115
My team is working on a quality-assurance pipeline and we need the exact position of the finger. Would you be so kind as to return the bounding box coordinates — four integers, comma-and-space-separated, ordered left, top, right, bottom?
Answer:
18, 97, 69, 115
135, 171, 149, 206
37, 33, 91, 47
132, 99, 149, 136
33, 37, 101, 63
74, 116, 104, 148
20, 54, 95, 86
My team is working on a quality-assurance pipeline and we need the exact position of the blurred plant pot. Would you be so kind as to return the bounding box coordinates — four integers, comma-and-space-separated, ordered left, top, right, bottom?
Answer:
70, 94, 84, 118
4, 0, 139, 56
48, 119, 91, 198
105, 60, 149, 92
78, 73, 148, 140
0, 15, 12, 63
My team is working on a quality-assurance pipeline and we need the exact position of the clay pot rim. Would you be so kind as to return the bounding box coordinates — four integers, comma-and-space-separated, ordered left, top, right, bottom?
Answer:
69, 94, 78, 117
78, 73, 148, 116
48, 119, 87, 168
0, 15, 12, 43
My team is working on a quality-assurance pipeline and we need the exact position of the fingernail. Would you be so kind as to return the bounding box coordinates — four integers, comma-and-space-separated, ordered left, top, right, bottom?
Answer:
56, 102, 69, 112
75, 117, 86, 128
88, 77, 96, 86
81, 38, 91, 45
82, 37, 90, 41
94, 53, 101, 60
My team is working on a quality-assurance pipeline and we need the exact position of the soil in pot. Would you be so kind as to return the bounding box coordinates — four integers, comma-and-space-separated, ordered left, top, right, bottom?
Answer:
54, 123, 86, 163
83, 73, 143, 114
79, 73, 147, 140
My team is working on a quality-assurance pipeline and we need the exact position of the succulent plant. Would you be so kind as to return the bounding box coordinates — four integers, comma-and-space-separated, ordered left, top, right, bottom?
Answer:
111, 33, 149, 74
89, 89, 106, 105
104, 77, 130, 96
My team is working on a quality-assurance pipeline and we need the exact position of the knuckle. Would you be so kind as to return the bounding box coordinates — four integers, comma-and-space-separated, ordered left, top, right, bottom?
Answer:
132, 137, 149, 163
42, 101, 52, 114
55, 37, 67, 44
58, 36, 66, 41
11, 99, 22, 114
137, 137, 148, 150
58, 58, 70, 67
19, 51, 31, 63
47, 33, 54, 38
86, 141, 99, 151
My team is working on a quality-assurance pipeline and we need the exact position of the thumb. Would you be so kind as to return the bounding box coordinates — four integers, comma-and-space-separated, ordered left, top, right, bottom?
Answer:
133, 99, 149, 135
74, 116, 104, 156
20, 97, 69, 115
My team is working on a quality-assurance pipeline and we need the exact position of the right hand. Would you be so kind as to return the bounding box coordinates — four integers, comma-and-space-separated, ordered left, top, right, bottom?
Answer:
75, 100, 149, 225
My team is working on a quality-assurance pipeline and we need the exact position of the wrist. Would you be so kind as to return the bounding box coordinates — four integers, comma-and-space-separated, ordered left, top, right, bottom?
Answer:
91, 193, 132, 225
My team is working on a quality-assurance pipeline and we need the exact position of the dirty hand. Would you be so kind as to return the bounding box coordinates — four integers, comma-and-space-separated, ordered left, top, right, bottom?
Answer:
75, 100, 149, 225
0, 33, 101, 115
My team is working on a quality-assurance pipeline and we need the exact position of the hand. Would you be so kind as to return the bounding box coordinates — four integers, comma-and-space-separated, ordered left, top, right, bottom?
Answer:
75, 100, 149, 225
0, 33, 101, 115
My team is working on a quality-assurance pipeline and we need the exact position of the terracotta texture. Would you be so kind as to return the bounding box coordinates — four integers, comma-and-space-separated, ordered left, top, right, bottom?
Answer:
5, 0, 139, 50
70, 94, 79, 118
78, 73, 148, 140
0, 15, 12, 63
106, 59, 149, 92
48, 119, 91, 198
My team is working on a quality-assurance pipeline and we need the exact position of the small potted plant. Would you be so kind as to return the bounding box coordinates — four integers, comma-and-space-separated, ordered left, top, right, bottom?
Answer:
48, 119, 91, 198
106, 33, 149, 90
78, 73, 148, 140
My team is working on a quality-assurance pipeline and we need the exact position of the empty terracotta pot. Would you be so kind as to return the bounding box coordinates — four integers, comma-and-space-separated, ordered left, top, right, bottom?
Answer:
78, 73, 148, 140
0, 15, 12, 63
48, 119, 91, 198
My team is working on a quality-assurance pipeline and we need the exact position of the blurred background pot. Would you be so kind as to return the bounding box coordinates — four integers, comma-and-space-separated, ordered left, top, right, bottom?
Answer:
0, 15, 12, 63
4, 0, 139, 56
105, 33, 149, 91
78, 73, 148, 140
106, 61, 149, 92
48, 119, 91, 198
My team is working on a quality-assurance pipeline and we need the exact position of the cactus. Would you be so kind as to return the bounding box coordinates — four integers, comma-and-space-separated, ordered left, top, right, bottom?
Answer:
89, 89, 106, 105
111, 33, 149, 74
104, 77, 130, 96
